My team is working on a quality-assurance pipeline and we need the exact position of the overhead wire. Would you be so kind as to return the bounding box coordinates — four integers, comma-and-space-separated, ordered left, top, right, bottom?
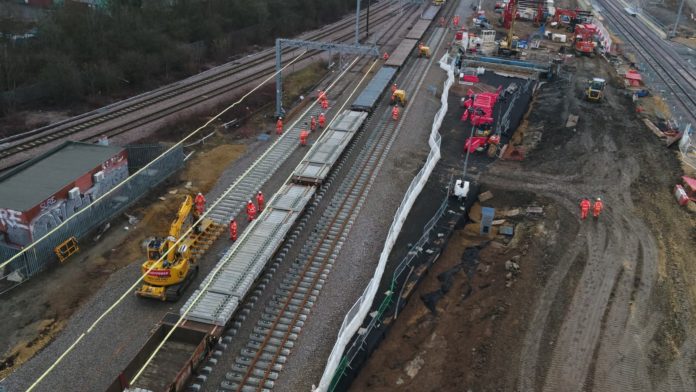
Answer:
129, 56, 378, 387
25, 49, 310, 392
0, 50, 304, 275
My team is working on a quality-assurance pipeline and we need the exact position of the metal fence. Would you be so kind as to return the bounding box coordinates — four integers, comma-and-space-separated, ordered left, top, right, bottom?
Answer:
0, 144, 184, 294
317, 53, 456, 391
328, 192, 452, 391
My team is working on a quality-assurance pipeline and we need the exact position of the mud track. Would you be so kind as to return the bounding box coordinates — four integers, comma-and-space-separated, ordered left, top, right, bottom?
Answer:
475, 57, 696, 391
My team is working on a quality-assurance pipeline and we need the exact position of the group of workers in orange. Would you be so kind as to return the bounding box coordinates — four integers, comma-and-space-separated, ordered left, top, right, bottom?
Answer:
228, 191, 265, 241
299, 111, 327, 146
579, 197, 604, 220
318, 89, 329, 110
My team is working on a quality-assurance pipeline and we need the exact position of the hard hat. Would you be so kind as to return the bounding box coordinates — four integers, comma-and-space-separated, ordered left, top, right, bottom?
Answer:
248, 200, 252, 203
258, 191, 262, 194
197, 192, 202, 196
596, 197, 601, 201
320, 112, 324, 116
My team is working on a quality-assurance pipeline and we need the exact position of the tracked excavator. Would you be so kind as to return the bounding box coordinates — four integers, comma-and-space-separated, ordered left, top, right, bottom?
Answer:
136, 195, 222, 301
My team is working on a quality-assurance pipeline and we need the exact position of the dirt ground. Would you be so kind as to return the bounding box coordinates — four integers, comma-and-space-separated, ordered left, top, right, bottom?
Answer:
0, 58, 327, 379
0, 138, 244, 379
350, 47, 696, 392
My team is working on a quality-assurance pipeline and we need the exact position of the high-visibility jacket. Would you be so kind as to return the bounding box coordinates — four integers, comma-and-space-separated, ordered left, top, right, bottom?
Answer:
256, 192, 265, 211
246, 203, 257, 221
229, 220, 238, 240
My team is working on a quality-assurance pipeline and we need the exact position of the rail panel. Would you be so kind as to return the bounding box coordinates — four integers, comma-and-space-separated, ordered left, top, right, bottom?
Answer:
292, 110, 368, 184
351, 67, 397, 111
182, 184, 315, 326
384, 38, 419, 68
406, 19, 431, 40
422, 5, 441, 20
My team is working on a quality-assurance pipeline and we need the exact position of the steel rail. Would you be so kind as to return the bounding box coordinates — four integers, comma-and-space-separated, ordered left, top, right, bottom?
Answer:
0, 2, 403, 163
236, 102, 399, 392
597, 0, 696, 123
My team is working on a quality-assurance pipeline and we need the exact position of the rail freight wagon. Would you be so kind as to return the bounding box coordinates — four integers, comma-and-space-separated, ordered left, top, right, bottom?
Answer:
107, 313, 222, 392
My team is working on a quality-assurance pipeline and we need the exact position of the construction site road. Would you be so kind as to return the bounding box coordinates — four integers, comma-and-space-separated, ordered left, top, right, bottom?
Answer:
493, 57, 696, 392
349, 55, 696, 391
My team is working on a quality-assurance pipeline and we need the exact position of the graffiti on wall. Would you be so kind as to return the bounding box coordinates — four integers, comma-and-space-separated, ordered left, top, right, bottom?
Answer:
30, 164, 129, 240
0, 208, 30, 245
0, 163, 129, 246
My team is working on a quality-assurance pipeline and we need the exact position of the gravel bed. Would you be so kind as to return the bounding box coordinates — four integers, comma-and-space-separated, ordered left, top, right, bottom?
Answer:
0, 53, 374, 391
275, 44, 448, 392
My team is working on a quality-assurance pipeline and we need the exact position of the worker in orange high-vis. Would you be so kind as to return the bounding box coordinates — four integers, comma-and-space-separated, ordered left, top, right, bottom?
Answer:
300, 129, 309, 146
276, 117, 283, 135
256, 191, 265, 212
194, 192, 206, 215
310, 116, 317, 132
318, 113, 326, 128
593, 197, 604, 219
317, 90, 325, 101
383, 52, 389, 61
321, 98, 329, 110
391, 83, 398, 94
229, 218, 238, 241
580, 198, 590, 220
246, 200, 257, 222
392, 106, 400, 121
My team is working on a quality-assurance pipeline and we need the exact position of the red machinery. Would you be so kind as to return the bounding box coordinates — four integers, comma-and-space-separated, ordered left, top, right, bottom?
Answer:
461, 90, 500, 126
502, 0, 517, 29
574, 23, 597, 55
675, 176, 696, 206
553, 8, 592, 30
464, 135, 501, 153
462, 88, 502, 155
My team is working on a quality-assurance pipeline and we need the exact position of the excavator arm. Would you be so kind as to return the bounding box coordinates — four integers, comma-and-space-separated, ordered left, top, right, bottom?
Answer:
162, 195, 194, 262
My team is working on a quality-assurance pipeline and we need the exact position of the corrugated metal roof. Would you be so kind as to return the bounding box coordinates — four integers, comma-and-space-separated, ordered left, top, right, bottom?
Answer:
182, 184, 315, 326
351, 67, 397, 111
0, 141, 124, 211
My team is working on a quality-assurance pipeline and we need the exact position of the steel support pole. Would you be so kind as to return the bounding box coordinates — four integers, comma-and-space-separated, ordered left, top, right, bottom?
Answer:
275, 39, 283, 118
671, 0, 686, 38
366, 0, 371, 38
355, 0, 361, 45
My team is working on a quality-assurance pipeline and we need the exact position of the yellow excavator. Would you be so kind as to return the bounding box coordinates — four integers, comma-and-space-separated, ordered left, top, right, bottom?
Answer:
391, 89, 407, 106
136, 195, 222, 301
585, 77, 606, 102
417, 42, 431, 58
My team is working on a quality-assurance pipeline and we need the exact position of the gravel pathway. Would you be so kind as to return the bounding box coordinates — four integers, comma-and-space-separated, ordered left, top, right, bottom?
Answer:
276, 38, 449, 392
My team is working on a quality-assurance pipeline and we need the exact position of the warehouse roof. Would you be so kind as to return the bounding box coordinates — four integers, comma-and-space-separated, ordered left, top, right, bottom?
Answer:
0, 141, 124, 211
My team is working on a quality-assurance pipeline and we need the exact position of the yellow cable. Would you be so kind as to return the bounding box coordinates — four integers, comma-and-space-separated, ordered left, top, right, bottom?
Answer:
129, 57, 378, 387
25, 49, 310, 392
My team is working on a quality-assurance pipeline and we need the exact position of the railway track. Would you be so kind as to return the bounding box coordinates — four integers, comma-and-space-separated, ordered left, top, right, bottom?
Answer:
597, 0, 696, 124
0, 1, 406, 167
219, 32, 436, 392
